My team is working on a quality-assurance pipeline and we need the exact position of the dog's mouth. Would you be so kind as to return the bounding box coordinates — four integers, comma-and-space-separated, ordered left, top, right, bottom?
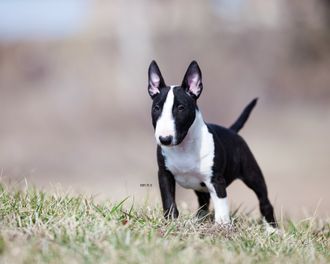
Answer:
159, 142, 176, 147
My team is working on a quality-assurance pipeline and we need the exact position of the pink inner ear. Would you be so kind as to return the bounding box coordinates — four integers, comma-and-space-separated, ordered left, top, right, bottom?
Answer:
188, 74, 201, 96
149, 73, 160, 95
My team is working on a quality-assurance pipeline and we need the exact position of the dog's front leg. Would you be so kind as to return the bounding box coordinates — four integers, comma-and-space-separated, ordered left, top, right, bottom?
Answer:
205, 177, 230, 225
158, 169, 178, 219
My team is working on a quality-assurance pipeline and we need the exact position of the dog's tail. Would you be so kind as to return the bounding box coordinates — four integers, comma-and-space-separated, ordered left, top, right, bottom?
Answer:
229, 98, 258, 133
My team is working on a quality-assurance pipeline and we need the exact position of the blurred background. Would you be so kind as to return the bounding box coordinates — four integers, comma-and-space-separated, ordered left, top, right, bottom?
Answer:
0, 0, 329, 219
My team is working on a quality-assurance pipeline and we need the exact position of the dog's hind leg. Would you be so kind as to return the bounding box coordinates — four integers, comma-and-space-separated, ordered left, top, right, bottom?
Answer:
194, 191, 210, 219
240, 151, 277, 227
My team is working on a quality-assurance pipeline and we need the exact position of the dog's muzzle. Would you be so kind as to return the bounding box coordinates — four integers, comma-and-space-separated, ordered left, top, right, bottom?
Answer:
159, 136, 173, 146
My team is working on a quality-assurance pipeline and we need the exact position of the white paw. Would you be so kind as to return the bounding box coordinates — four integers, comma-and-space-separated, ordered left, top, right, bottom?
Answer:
215, 215, 231, 225
263, 219, 281, 235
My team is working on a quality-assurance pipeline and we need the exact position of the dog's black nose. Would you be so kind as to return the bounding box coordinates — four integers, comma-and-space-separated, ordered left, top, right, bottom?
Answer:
159, 136, 173, 146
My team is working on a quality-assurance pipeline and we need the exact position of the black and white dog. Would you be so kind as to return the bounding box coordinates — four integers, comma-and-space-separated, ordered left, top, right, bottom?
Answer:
148, 60, 277, 227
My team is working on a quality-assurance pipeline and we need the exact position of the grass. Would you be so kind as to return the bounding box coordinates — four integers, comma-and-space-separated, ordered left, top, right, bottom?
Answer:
0, 183, 329, 264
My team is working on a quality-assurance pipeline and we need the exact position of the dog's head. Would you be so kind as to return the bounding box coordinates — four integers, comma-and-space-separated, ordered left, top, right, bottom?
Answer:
148, 61, 203, 147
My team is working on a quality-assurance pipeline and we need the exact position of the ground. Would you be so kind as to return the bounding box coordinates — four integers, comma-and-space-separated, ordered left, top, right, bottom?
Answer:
0, 183, 329, 264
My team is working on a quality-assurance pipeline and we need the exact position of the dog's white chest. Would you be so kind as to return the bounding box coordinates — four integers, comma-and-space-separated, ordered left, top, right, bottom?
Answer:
162, 118, 215, 191
165, 154, 212, 191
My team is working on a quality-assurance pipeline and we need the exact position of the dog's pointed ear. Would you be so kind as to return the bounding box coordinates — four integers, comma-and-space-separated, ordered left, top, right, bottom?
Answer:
148, 60, 166, 98
181, 61, 203, 99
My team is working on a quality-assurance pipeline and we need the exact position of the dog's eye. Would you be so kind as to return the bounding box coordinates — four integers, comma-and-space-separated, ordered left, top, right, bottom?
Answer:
153, 105, 160, 112
177, 105, 185, 111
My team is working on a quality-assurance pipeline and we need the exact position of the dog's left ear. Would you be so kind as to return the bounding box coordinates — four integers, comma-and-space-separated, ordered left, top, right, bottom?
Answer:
181, 61, 203, 99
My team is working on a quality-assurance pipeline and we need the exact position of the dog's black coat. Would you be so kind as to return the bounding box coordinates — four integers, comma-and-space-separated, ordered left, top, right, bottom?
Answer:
148, 61, 277, 227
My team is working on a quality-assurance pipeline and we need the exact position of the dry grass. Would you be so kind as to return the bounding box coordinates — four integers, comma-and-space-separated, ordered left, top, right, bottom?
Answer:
0, 183, 329, 264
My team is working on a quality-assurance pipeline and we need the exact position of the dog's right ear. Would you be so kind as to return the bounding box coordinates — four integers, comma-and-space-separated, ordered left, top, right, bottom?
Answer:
148, 60, 166, 98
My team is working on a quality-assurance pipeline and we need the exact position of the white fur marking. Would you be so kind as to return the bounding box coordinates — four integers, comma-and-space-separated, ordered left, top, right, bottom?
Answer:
206, 183, 230, 224
155, 87, 176, 145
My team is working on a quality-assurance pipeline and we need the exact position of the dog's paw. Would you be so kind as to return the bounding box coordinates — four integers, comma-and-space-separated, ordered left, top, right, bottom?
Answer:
265, 225, 283, 236
215, 215, 231, 225
263, 219, 282, 236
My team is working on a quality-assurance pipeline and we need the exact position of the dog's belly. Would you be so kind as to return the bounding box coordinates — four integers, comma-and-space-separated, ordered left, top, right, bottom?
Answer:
173, 172, 209, 191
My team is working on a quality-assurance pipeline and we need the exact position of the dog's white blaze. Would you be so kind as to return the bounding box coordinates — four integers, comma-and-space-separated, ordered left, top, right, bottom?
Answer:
155, 86, 176, 145
205, 182, 230, 224
161, 110, 214, 192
